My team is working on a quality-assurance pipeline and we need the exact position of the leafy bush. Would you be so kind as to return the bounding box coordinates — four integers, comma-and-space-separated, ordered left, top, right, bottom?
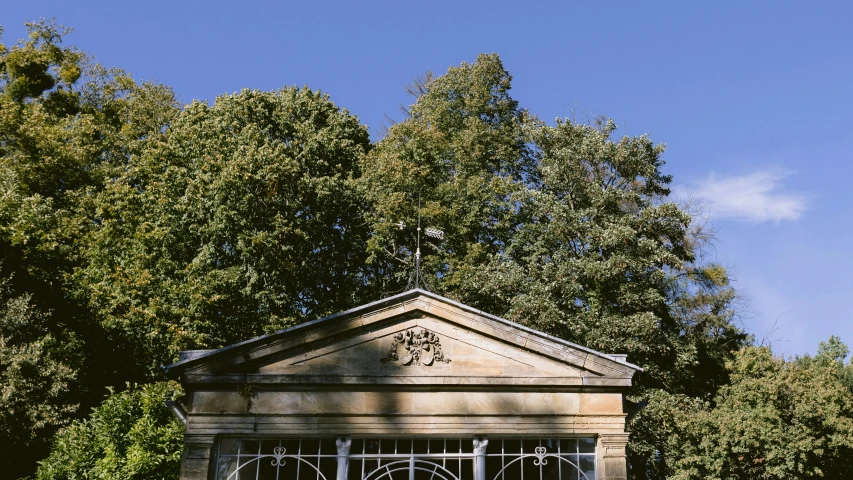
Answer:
643, 344, 853, 479
34, 382, 184, 480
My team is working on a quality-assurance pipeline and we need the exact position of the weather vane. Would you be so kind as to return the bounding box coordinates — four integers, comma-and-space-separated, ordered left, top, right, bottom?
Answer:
394, 196, 444, 291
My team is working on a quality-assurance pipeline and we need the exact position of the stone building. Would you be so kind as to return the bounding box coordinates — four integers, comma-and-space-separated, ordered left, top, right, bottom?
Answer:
165, 289, 640, 480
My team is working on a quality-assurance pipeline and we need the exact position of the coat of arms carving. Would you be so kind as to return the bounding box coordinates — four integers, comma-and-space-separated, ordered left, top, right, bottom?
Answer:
382, 328, 450, 366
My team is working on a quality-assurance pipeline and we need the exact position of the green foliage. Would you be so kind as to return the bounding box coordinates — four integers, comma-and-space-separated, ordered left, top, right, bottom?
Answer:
0, 20, 178, 478
816, 335, 850, 363
0, 19, 177, 303
798, 335, 853, 395
78, 87, 372, 374
460, 118, 700, 389
34, 381, 184, 480
625, 389, 703, 480
641, 344, 853, 479
360, 53, 537, 293
363, 53, 746, 395
0, 19, 82, 102
0, 268, 83, 478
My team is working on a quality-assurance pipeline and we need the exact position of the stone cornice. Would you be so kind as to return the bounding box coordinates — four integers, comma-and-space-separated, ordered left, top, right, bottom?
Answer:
165, 290, 641, 384
180, 373, 633, 389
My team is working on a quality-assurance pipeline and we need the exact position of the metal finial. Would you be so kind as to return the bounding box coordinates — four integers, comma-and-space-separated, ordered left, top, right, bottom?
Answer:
415, 197, 421, 289
396, 195, 444, 291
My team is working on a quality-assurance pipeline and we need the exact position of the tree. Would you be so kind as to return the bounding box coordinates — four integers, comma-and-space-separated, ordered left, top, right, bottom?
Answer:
0, 19, 178, 477
647, 343, 853, 479
798, 335, 853, 397
34, 382, 184, 480
360, 53, 538, 295
455, 118, 707, 390
77, 87, 372, 375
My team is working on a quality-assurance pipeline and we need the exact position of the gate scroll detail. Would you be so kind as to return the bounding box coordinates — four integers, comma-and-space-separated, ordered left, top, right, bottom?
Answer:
223, 446, 330, 480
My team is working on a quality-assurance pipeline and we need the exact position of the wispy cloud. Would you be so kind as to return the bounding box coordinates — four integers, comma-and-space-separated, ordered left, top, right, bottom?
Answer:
674, 169, 807, 223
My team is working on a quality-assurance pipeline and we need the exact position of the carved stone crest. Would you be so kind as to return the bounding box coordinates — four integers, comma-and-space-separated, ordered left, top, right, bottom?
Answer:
382, 328, 450, 366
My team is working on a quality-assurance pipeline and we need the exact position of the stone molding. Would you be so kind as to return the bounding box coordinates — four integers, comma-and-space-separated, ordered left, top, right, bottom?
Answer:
182, 373, 632, 387
184, 413, 629, 437
165, 290, 640, 380
188, 390, 626, 417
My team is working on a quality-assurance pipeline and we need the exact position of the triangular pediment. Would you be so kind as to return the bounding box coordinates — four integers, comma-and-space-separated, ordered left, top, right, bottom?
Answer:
256, 315, 588, 378
165, 290, 640, 388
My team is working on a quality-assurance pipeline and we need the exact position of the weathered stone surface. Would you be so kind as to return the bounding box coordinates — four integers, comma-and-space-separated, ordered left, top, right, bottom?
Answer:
208, 390, 592, 417
185, 414, 628, 437
191, 391, 247, 413
580, 393, 624, 414
599, 433, 631, 480
466, 392, 523, 415
169, 290, 639, 379
179, 435, 215, 480
250, 317, 590, 382
249, 391, 301, 414
364, 391, 413, 414
183, 373, 600, 386
524, 392, 581, 415
302, 391, 365, 414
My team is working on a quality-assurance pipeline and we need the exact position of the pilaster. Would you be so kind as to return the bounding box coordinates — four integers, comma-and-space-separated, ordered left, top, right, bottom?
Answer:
180, 434, 216, 480
598, 433, 630, 480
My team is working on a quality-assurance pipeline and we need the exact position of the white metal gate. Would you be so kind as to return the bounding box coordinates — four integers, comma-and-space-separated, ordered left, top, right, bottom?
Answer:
214, 437, 596, 480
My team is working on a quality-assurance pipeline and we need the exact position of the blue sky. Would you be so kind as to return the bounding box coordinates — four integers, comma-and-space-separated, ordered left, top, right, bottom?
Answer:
4, 1, 851, 357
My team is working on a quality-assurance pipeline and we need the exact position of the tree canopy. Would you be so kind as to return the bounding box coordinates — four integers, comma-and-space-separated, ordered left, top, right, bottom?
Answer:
360, 53, 537, 294
636, 344, 853, 479
0, 19, 177, 477
77, 86, 372, 375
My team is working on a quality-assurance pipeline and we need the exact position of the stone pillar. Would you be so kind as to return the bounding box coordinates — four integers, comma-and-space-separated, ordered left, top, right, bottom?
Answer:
180, 434, 216, 480
597, 434, 630, 480
473, 437, 489, 480
336, 436, 352, 480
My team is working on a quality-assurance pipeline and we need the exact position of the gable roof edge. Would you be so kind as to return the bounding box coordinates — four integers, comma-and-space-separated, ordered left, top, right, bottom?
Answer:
412, 290, 643, 373
163, 289, 643, 374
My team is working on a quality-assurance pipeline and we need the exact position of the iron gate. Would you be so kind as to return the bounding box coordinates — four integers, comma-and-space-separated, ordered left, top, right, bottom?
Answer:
214, 437, 596, 480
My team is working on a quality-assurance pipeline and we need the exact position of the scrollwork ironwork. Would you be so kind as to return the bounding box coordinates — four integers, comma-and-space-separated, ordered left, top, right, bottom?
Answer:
270, 446, 287, 467
532, 446, 548, 466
